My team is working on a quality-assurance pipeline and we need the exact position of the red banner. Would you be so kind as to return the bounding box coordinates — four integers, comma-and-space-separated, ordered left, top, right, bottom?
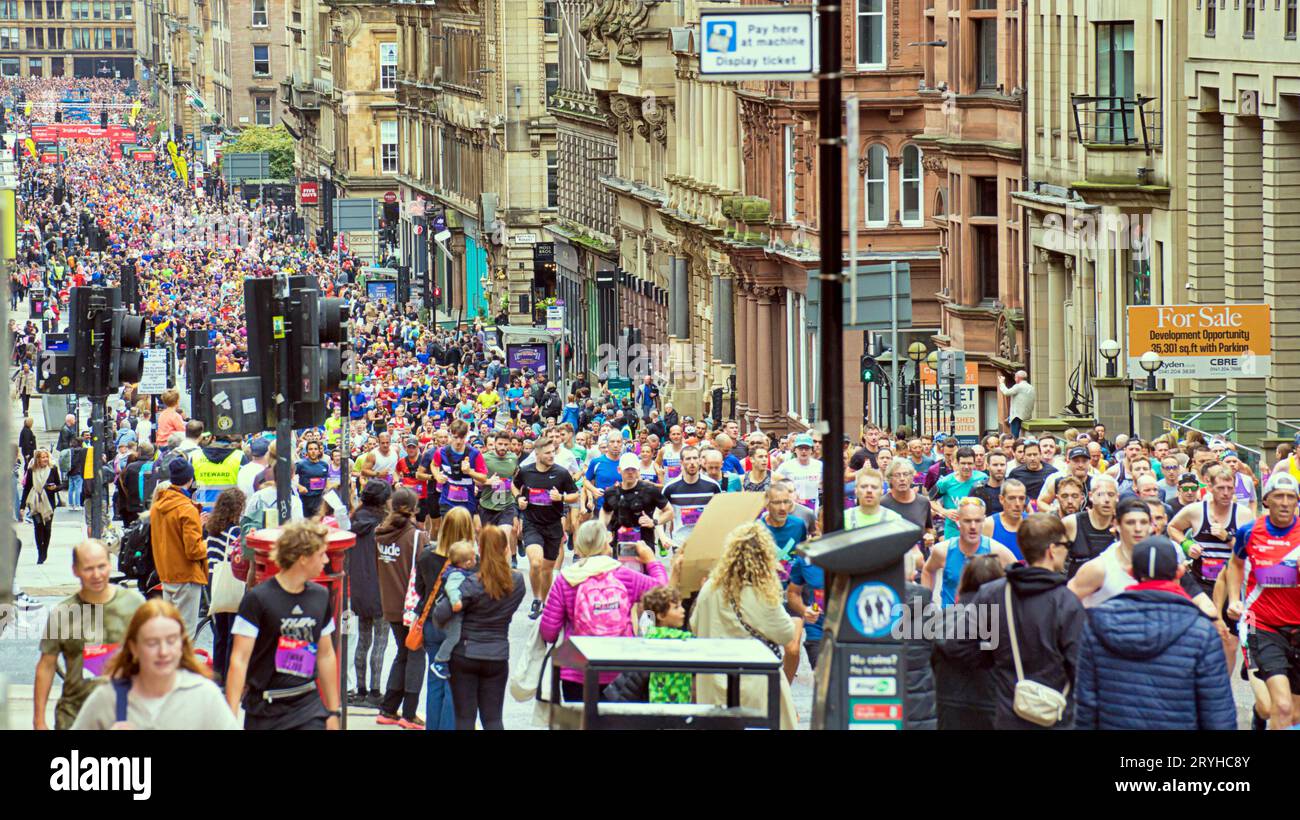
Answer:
27, 123, 129, 140
40, 153, 60, 163
30, 124, 58, 142
300, 181, 319, 205
132, 151, 156, 162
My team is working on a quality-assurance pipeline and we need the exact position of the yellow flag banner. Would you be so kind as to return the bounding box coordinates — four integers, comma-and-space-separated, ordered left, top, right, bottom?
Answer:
24, 101, 31, 117
175, 154, 189, 187
83, 446, 94, 480
129, 100, 141, 126
24, 138, 36, 158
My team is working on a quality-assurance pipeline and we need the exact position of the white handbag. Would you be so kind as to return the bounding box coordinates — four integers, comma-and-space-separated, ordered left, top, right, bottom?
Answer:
209, 555, 245, 614
1005, 583, 1070, 727
510, 617, 554, 703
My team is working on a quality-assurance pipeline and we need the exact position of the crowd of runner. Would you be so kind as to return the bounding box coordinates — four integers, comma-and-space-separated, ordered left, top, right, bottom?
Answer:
12, 79, 1300, 731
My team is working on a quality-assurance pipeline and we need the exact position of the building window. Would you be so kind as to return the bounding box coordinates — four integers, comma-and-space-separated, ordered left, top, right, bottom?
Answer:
254, 96, 271, 125
379, 42, 397, 90
543, 0, 559, 35
856, 0, 885, 69
1095, 22, 1135, 143
784, 124, 798, 223
976, 18, 997, 89
1244, 0, 1256, 37
1289, 0, 1298, 38
0, 27, 17, 49
0, 57, 18, 76
113, 0, 129, 18
900, 144, 923, 225
28, 57, 40, 75
974, 176, 998, 216
70, 0, 85, 18
443, 26, 482, 91
0, 1, 15, 19
114, 26, 131, 48
545, 62, 558, 103
865, 144, 888, 226
252, 45, 270, 77
251, 0, 267, 27
381, 120, 398, 173
1206, 1, 1216, 35
547, 149, 558, 208
974, 225, 999, 301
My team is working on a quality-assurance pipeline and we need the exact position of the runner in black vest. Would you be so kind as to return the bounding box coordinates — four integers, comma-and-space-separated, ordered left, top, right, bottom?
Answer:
1061, 476, 1119, 579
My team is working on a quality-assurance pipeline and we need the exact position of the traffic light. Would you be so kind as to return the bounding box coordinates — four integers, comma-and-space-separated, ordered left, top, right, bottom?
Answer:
860, 354, 877, 384
100, 108, 108, 129
54, 107, 62, 122
397, 265, 410, 303
431, 285, 442, 308
110, 308, 147, 387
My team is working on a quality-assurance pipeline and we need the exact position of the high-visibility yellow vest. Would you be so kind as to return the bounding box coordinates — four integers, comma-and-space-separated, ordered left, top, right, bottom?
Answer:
192, 449, 243, 513
325, 416, 342, 446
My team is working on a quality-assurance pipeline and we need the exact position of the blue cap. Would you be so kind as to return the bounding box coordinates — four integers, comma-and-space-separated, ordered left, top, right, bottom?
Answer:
793, 433, 815, 448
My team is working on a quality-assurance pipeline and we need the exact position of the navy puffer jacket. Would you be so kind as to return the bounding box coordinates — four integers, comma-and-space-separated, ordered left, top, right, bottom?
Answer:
1075, 588, 1236, 730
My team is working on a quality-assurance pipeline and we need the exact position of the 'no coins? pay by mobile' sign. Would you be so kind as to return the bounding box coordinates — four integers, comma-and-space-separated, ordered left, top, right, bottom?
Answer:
699, 6, 815, 81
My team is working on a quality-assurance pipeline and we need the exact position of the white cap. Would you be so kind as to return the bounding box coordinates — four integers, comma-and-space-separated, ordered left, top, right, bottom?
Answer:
1263, 472, 1300, 500
618, 453, 641, 472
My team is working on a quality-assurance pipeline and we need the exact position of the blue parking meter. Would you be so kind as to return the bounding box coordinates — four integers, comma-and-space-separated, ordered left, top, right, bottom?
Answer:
802, 516, 921, 730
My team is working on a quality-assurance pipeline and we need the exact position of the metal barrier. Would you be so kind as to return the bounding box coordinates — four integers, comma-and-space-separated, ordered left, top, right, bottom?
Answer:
546, 636, 783, 730
1159, 415, 1265, 475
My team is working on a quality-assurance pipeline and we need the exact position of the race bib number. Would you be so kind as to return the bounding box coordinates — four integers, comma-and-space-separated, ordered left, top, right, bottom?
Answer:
1200, 557, 1225, 581
528, 487, 552, 505
447, 484, 470, 503
308, 477, 326, 492
81, 643, 120, 679
275, 637, 318, 678
800, 497, 818, 512
401, 476, 427, 499
1254, 562, 1299, 588
665, 463, 682, 479
680, 506, 703, 527
496, 477, 512, 493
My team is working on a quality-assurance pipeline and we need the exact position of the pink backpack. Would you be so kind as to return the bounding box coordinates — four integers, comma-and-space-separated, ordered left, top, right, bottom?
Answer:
572, 570, 634, 637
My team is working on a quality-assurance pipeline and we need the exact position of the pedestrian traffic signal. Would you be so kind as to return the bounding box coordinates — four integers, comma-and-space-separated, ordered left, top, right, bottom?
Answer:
861, 355, 877, 384
110, 308, 147, 387
431, 286, 442, 308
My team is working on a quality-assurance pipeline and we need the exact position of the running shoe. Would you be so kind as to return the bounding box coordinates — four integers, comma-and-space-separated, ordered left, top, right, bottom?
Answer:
366, 690, 384, 709
347, 690, 369, 707
399, 715, 426, 730
376, 712, 403, 725
528, 599, 542, 619
431, 662, 450, 680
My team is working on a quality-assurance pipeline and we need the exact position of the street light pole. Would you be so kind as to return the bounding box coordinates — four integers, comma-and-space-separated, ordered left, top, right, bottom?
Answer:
816, 1, 845, 531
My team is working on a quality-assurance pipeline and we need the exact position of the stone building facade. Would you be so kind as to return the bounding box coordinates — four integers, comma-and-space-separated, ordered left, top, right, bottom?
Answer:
915, 0, 1025, 435
1185, 0, 1300, 448
394, 0, 558, 324
1012, 0, 1188, 429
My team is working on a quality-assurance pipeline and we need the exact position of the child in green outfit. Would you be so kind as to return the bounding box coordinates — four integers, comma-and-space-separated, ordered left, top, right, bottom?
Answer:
641, 586, 693, 704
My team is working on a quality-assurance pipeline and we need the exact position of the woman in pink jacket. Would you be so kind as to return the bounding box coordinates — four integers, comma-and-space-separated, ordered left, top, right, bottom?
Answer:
539, 519, 668, 702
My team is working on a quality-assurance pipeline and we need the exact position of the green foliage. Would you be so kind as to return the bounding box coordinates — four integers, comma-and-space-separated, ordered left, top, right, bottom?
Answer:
225, 125, 295, 178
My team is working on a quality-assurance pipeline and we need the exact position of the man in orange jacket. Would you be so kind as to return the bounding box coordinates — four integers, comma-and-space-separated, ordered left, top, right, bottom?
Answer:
150, 458, 207, 636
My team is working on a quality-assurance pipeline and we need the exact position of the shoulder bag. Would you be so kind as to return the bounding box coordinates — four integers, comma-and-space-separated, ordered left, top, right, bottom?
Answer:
732, 598, 782, 659
1004, 582, 1070, 727
404, 537, 445, 651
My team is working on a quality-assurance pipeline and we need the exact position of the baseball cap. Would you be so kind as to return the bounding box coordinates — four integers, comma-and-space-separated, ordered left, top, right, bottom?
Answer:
1067, 446, 1089, 460
793, 433, 814, 449
249, 438, 270, 457
618, 453, 641, 472
1178, 472, 1200, 487
1263, 472, 1300, 500
1131, 536, 1181, 582
684, 425, 697, 435
1221, 450, 1239, 460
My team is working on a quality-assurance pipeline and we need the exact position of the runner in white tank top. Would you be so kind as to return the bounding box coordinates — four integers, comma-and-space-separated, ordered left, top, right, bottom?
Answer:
1082, 542, 1133, 608
369, 446, 400, 483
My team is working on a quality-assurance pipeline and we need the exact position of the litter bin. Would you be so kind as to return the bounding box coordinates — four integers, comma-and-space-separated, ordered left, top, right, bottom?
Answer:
546, 636, 783, 730
238, 526, 355, 613
801, 516, 921, 730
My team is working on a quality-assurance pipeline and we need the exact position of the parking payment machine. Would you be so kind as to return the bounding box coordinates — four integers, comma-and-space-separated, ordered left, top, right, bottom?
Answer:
802, 517, 922, 730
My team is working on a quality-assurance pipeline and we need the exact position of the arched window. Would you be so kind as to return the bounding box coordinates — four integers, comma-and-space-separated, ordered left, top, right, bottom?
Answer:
865, 144, 888, 227
900, 145, 923, 225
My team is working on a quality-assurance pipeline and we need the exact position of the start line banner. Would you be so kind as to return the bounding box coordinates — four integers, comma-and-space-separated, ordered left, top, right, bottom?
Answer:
29, 123, 136, 142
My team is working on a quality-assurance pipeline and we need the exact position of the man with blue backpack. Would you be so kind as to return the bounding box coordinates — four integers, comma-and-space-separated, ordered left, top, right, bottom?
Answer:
428, 418, 488, 524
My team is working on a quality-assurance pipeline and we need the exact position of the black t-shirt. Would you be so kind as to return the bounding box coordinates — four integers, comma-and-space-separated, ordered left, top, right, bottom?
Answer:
881, 492, 934, 532
1008, 464, 1057, 500
516, 463, 577, 528
971, 481, 1004, 515
603, 480, 670, 546
849, 447, 879, 472
233, 577, 334, 698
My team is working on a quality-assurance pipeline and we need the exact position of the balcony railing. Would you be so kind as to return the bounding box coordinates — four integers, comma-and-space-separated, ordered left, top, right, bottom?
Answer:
1070, 95, 1161, 153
